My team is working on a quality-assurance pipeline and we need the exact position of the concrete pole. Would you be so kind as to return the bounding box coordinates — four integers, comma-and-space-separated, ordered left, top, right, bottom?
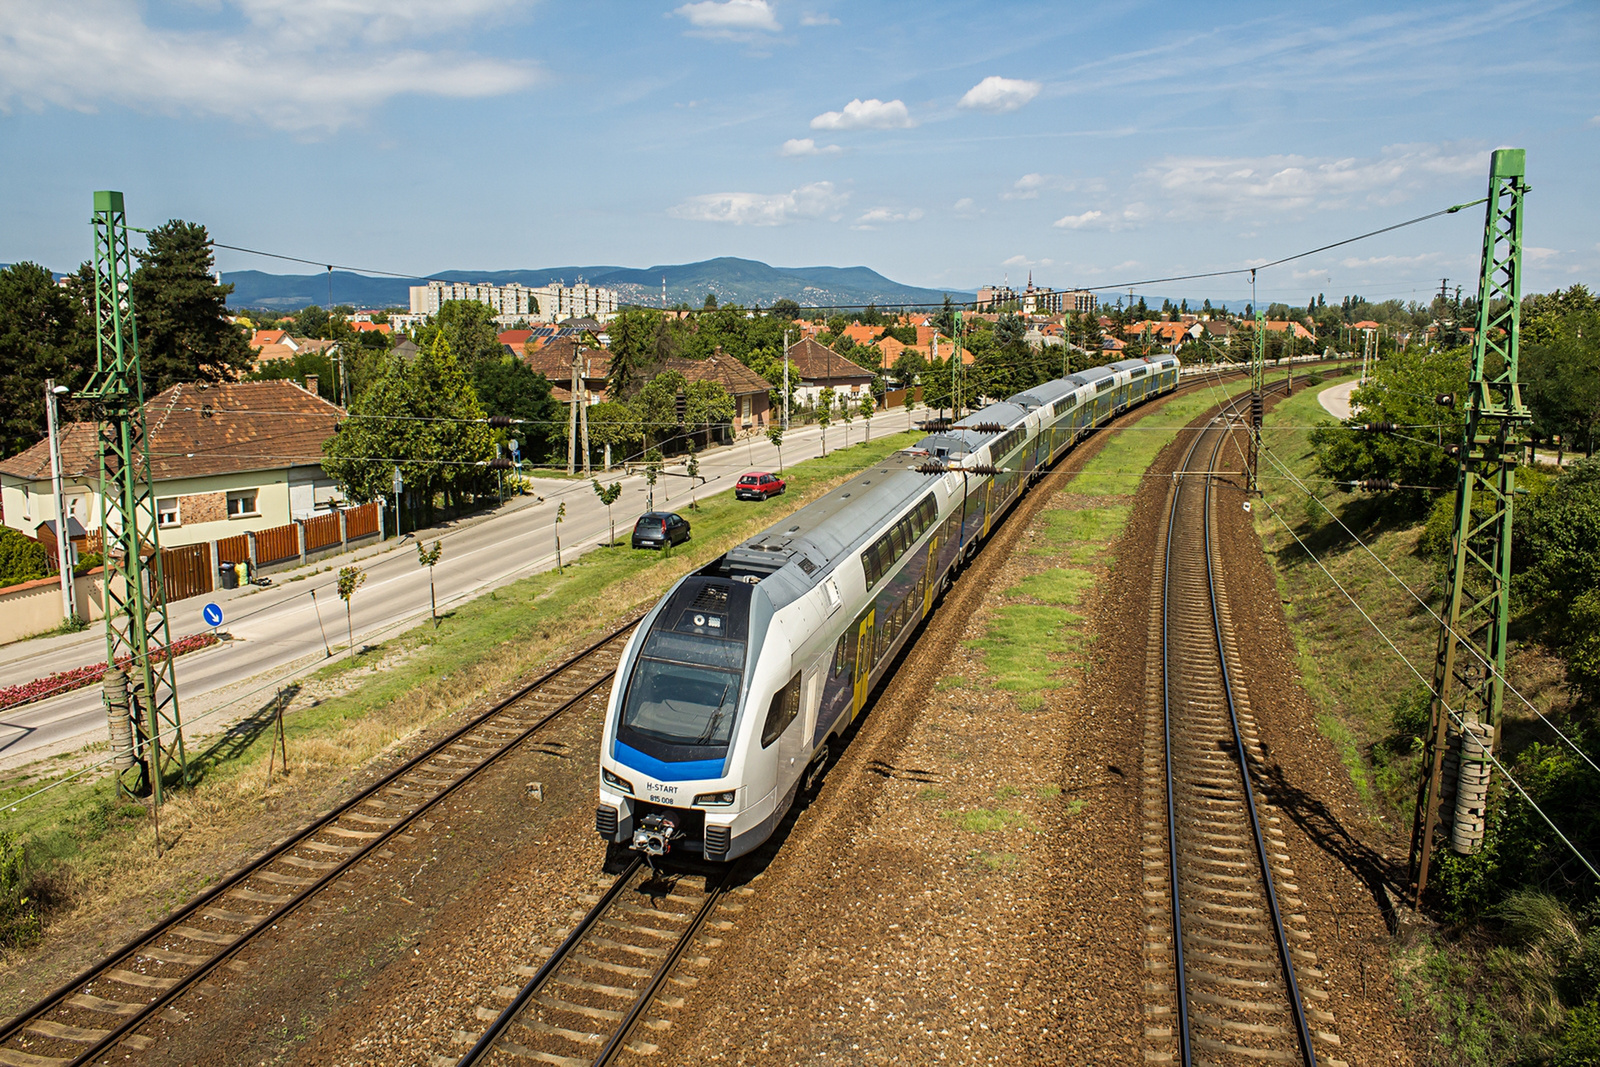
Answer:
782, 330, 791, 431
45, 380, 75, 619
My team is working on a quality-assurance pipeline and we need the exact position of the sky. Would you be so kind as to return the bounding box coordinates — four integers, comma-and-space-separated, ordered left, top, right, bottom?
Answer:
0, 0, 1595, 310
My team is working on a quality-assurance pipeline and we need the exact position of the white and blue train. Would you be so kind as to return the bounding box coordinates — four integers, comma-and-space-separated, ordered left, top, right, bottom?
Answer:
595, 354, 1180, 861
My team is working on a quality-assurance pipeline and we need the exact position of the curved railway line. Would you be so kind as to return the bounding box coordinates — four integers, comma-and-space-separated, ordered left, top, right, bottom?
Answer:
0, 623, 642, 1067
1142, 380, 1343, 1066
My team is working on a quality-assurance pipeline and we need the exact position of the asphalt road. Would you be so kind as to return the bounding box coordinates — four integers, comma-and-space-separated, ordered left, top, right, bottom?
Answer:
0, 412, 924, 771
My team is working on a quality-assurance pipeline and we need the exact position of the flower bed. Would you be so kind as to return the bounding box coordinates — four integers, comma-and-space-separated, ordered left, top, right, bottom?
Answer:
0, 632, 221, 713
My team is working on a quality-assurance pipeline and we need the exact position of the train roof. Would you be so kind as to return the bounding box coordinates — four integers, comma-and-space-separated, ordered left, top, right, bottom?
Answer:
955, 400, 1028, 432
709, 450, 935, 608
1010, 378, 1079, 410
1109, 358, 1151, 373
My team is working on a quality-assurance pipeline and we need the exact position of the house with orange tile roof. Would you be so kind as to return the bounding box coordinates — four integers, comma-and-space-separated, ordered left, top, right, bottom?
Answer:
1351, 320, 1382, 331
839, 323, 880, 346
783, 338, 876, 407
0, 380, 349, 548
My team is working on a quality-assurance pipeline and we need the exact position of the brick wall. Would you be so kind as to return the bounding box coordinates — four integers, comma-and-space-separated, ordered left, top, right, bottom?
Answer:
181, 491, 228, 523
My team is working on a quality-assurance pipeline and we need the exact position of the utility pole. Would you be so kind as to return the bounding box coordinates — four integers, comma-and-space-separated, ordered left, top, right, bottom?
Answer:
579, 349, 591, 477
782, 329, 791, 430
45, 379, 75, 620
951, 311, 963, 416
567, 344, 580, 475
1411, 148, 1530, 901
86, 191, 187, 804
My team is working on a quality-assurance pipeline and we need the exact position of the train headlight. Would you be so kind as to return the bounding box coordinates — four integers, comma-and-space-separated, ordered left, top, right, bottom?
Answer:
694, 790, 736, 807
602, 768, 634, 795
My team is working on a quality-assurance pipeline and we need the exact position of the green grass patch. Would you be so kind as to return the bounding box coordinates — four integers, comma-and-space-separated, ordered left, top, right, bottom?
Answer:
965, 604, 1085, 709
1066, 797, 1087, 816
1035, 504, 1131, 548
1006, 567, 1095, 606
944, 807, 1033, 833
1036, 784, 1061, 799
915, 786, 948, 803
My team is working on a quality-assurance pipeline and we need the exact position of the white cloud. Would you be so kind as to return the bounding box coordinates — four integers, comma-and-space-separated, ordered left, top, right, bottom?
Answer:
953, 197, 976, 212
852, 206, 923, 229
1053, 210, 1104, 229
780, 137, 841, 157
674, 0, 781, 37
670, 182, 847, 225
957, 75, 1042, 113
1137, 143, 1486, 217
800, 12, 840, 26
1001, 254, 1055, 269
0, 0, 535, 133
810, 97, 914, 130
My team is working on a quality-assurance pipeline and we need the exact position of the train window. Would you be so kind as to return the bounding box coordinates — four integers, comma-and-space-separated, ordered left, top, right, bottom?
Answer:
1096, 378, 1114, 393
761, 671, 802, 748
831, 632, 850, 678
892, 521, 909, 556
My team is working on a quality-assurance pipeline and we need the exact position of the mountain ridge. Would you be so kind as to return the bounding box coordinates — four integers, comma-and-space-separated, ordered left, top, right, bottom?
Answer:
221, 256, 973, 311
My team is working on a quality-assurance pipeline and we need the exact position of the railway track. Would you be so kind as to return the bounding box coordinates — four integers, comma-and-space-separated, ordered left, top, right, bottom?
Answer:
1141, 382, 1345, 1066
452, 857, 734, 1067
0, 621, 641, 1067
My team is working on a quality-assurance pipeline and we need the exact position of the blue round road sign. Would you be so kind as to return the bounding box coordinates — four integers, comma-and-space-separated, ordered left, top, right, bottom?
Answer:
202, 603, 223, 627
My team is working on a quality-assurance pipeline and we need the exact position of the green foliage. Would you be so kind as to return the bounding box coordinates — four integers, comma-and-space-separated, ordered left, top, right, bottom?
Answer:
0, 526, 50, 587
247, 348, 339, 402
587, 400, 644, 463
0, 828, 39, 949
414, 300, 503, 367
0, 262, 93, 454
633, 369, 687, 449
1523, 285, 1599, 455
292, 304, 330, 339
132, 220, 255, 391
321, 336, 493, 518
337, 565, 366, 602
472, 356, 560, 462
416, 540, 443, 569
1309, 345, 1470, 505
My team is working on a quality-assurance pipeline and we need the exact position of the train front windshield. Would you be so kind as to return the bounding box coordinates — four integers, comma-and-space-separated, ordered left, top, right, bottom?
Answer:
620, 631, 743, 752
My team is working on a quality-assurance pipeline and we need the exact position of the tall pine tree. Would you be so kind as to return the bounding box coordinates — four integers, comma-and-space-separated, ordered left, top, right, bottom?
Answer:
132, 220, 254, 392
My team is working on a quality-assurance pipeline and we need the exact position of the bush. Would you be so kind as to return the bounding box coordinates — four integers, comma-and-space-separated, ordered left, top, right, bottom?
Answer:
1555, 1001, 1600, 1066
0, 527, 50, 587
0, 829, 40, 950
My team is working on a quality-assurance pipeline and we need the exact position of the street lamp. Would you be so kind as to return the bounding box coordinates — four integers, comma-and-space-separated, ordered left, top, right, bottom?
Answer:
45, 381, 75, 621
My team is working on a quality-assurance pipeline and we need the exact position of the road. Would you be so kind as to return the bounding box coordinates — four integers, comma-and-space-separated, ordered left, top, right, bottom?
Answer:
0, 411, 925, 771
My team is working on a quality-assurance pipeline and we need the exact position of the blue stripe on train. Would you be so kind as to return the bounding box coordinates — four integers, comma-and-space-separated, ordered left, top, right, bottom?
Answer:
612, 739, 726, 782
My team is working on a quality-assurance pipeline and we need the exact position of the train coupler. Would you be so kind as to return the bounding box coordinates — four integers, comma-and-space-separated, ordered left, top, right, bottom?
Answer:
632, 811, 683, 857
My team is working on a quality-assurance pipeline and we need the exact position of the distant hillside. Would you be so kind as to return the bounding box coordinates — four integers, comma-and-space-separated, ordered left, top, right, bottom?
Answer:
222, 257, 970, 311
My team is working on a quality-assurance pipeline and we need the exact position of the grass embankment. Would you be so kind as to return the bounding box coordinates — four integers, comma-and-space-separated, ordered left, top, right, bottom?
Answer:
0, 432, 920, 977
1252, 380, 1590, 1065
966, 380, 1255, 705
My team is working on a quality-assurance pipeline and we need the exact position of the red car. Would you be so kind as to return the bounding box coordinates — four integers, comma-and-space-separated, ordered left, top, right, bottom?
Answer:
735, 472, 786, 501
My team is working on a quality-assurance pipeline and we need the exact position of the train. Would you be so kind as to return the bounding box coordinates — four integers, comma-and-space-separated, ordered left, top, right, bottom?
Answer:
595, 354, 1181, 862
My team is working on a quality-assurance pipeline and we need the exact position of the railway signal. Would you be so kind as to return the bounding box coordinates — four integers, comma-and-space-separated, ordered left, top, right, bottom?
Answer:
1410, 149, 1530, 900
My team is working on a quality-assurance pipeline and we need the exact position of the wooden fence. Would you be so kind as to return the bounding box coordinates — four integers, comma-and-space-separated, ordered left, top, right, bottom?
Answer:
253, 523, 300, 567
303, 512, 342, 553
345, 503, 379, 539
160, 542, 213, 603
217, 533, 249, 565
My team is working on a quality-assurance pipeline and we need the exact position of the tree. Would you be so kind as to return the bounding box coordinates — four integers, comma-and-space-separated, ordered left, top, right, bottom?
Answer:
337, 565, 366, 658
592, 479, 623, 546
472, 357, 561, 462
684, 381, 735, 448
933, 295, 956, 338
292, 304, 330, 339
769, 299, 801, 320
685, 439, 701, 510
605, 308, 677, 399
643, 447, 664, 510
817, 386, 835, 455
1309, 344, 1470, 506
859, 392, 876, 442
587, 400, 643, 469
248, 349, 338, 402
131, 220, 255, 391
416, 540, 443, 626
766, 423, 786, 473
703, 292, 719, 310
839, 389, 855, 445
553, 501, 567, 573
0, 262, 92, 454
921, 357, 952, 417
416, 300, 502, 367
632, 369, 688, 449
995, 312, 1025, 349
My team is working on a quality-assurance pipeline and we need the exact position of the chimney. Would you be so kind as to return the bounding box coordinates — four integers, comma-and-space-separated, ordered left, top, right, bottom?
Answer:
305, 373, 319, 395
